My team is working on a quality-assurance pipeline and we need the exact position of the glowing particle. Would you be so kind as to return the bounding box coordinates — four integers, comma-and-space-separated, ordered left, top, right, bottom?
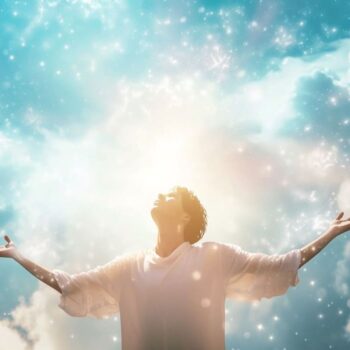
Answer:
201, 298, 211, 308
330, 96, 337, 105
257, 323, 264, 331
192, 270, 201, 280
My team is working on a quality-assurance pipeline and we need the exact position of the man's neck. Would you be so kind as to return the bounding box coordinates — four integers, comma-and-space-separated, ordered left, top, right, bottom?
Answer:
155, 233, 185, 258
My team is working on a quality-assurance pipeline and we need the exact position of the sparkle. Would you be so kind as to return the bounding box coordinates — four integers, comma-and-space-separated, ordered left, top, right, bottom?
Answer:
243, 331, 251, 338
329, 96, 337, 105
201, 298, 211, 308
192, 270, 202, 280
257, 323, 264, 331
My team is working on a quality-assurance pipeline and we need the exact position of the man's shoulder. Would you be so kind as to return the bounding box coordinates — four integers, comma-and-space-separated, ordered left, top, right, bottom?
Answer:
194, 240, 216, 248
194, 240, 242, 254
110, 250, 144, 265
193, 240, 224, 252
194, 240, 234, 247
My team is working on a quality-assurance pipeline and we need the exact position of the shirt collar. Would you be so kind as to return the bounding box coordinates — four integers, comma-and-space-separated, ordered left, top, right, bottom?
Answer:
148, 241, 191, 265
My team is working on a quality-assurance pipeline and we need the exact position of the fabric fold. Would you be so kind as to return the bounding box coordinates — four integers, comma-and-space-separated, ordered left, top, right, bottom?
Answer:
53, 253, 132, 319
219, 242, 301, 302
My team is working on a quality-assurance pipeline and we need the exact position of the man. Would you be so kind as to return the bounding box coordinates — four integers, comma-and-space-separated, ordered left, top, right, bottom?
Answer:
1, 185, 350, 349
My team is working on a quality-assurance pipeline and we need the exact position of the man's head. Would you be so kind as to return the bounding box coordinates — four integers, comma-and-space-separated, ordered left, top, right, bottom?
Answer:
151, 186, 207, 244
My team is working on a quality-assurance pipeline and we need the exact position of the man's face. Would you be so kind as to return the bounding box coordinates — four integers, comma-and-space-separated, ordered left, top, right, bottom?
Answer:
151, 189, 189, 225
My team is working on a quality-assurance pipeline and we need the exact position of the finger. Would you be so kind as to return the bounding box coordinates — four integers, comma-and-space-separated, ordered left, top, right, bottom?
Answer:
4, 235, 11, 243
336, 212, 344, 220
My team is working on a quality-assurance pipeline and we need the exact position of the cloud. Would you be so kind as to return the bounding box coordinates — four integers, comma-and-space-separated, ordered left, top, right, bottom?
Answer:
334, 240, 350, 341
337, 180, 350, 216
7, 284, 122, 350
333, 178, 350, 339
334, 240, 350, 297
281, 71, 350, 141
0, 319, 27, 350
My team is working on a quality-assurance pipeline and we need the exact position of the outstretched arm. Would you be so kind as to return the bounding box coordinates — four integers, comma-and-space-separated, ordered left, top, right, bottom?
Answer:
299, 211, 350, 269
0, 234, 62, 294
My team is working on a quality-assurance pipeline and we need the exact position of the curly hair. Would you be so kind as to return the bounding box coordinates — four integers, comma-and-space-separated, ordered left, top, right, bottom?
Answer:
170, 186, 208, 244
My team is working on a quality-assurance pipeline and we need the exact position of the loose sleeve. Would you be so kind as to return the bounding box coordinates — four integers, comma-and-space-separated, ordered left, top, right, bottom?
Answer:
52, 253, 133, 319
218, 242, 301, 302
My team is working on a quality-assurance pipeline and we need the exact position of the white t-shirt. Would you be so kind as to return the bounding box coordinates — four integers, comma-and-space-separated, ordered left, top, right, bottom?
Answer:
52, 241, 301, 350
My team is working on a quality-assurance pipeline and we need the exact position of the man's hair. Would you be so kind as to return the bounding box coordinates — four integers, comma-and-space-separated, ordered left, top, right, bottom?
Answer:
171, 186, 208, 244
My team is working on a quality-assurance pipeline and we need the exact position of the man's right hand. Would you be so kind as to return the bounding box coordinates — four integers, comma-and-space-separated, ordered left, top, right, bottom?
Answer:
0, 234, 18, 259
0, 234, 62, 293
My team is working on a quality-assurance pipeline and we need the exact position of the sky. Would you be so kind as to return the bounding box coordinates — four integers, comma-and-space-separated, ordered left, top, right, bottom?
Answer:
1, 0, 350, 349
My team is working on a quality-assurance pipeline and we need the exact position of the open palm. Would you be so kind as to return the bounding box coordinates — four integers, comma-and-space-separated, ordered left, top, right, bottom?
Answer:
329, 212, 350, 236
0, 234, 17, 258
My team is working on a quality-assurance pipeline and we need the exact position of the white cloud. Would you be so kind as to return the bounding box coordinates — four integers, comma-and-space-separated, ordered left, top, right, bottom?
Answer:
337, 179, 350, 218
219, 38, 350, 141
0, 319, 27, 350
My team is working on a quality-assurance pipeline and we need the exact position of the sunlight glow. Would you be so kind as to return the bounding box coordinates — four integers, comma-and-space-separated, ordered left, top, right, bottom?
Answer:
144, 133, 193, 193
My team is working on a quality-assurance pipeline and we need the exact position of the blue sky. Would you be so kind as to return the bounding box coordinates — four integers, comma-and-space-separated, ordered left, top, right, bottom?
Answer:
1, 0, 350, 349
